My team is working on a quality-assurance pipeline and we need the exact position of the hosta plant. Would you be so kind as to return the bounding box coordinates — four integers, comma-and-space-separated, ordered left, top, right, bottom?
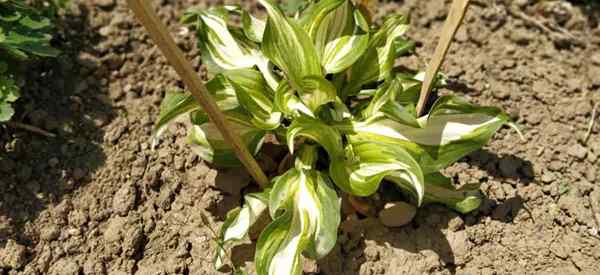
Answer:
154, 0, 519, 274
0, 0, 60, 121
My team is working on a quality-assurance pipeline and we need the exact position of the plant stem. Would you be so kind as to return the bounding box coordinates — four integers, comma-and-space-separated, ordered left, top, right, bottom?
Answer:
126, 0, 269, 188
5, 121, 57, 138
416, 0, 471, 117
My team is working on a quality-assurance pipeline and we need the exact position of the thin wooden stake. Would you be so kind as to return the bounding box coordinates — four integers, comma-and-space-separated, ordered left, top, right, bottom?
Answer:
416, 0, 471, 116
127, 0, 269, 188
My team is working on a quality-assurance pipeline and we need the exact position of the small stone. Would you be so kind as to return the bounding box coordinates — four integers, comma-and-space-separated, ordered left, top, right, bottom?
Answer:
112, 184, 137, 216
94, 0, 115, 8
491, 87, 510, 99
567, 144, 587, 160
49, 258, 80, 275
591, 53, 600, 66
48, 157, 60, 167
40, 225, 60, 241
72, 168, 86, 180
0, 240, 27, 269
77, 52, 100, 69
541, 171, 556, 184
448, 215, 465, 232
378, 201, 416, 227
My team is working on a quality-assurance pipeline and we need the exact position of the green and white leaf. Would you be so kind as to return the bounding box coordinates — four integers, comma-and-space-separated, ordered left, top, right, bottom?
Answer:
274, 80, 315, 118
329, 141, 424, 203
225, 69, 281, 130
388, 172, 482, 214
299, 75, 337, 113
215, 190, 270, 269
151, 75, 239, 147
259, 0, 322, 91
286, 116, 344, 158
223, 4, 266, 43
187, 110, 267, 167
348, 96, 515, 173
256, 147, 340, 275
303, 0, 369, 74
345, 15, 409, 96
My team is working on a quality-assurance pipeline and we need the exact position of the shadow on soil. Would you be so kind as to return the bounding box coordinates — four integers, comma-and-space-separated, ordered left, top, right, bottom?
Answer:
0, 4, 114, 247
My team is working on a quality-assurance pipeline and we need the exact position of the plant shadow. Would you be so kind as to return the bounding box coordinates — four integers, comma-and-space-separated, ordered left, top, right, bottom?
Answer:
0, 3, 113, 248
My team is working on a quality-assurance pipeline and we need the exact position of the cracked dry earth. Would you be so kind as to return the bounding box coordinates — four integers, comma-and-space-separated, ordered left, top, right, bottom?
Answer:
1, 0, 600, 274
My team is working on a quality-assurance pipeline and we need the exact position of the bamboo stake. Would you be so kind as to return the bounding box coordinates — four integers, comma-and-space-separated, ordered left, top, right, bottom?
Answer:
416, 0, 471, 116
127, 0, 269, 188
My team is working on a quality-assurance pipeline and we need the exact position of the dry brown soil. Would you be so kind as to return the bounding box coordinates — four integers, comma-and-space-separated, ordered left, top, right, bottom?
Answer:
1, 0, 600, 274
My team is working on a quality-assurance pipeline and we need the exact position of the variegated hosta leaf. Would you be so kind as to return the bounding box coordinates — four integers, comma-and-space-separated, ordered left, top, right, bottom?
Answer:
274, 80, 315, 118
387, 172, 482, 214
256, 147, 340, 275
152, 90, 201, 147
187, 110, 267, 167
215, 190, 270, 269
224, 69, 282, 130
360, 76, 401, 119
151, 75, 239, 147
299, 75, 337, 112
301, 0, 369, 74
348, 95, 516, 173
223, 5, 266, 43
182, 7, 279, 89
259, 0, 322, 91
329, 141, 425, 203
345, 15, 409, 96
286, 116, 344, 158
182, 8, 257, 71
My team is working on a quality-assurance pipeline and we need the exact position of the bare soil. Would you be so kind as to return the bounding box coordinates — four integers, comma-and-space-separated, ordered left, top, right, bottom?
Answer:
1, 0, 600, 274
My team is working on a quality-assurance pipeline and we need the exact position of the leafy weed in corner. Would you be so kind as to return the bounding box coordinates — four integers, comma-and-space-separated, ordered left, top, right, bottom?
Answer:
0, 0, 61, 122
153, 1, 521, 274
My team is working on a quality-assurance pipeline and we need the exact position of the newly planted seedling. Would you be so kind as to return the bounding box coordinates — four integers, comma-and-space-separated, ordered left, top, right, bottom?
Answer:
0, 0, 60, 122
154, 0, 519, 274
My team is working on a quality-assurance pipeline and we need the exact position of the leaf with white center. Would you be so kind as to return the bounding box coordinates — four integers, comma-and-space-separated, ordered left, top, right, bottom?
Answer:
299, 75, 337, 113
183, 7, 279, 87
301, 0, 369, 74
348, 95, 515, 173
215, 190, 270, 269
286, 116, 344, 158
152, 90, 201, 147
329, 141, 424, 203
360, 77, 401, 119
259, 0, 322, 91
152, 75, 238, 147
225, 69, 281, 130
257, 147, 340, 275
223, 4, 266, 43
388, 172, 482, 214
345, 15, 409, 96
183, 8, 257, 72
187, 110, 267, 167
273, 80, 314, 118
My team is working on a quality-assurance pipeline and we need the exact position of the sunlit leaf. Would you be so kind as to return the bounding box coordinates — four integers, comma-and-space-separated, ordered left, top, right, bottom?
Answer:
329, 141, 424, 203
348, 96, 515, 173
388, 172, 482, 214
215, 190, 270, 269
257, 147, 340, 275
345, 14, 409, 96
259, 0, 322, 91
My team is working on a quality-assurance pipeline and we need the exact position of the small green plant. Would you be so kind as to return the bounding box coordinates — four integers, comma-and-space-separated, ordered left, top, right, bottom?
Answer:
154, 0, 519, 274
0, 0, 60, 122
